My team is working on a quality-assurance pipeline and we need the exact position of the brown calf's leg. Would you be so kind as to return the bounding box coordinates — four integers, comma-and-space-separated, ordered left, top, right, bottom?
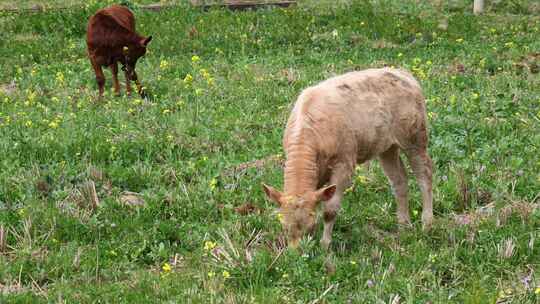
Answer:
379, 145, 411, 226
124, 69, 132, 96
110, 62, 120, 96
131, 70, 145, 97
91, 59, 105, 98
320, 164, 352, 251
405, 147, 433, 231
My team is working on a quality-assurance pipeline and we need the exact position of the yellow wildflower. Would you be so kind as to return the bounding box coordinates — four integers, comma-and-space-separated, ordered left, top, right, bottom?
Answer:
356, 175, 368, 184
25, 120, 32, 127
504, 42, 514, 48
28, 91, 36, 102
183, 74, 193, 84
162, 109, 171, 115
535, 287, 540, 294
160, 60, 169, 70
162, 263, 172, 272
208, 271, 215, 278
56, 72, 64, 84
191, 55, 200, 63
209, 177, 217, 190
277, 213, 284, 223
48, 121, 59, 129
200, 68, 209, 78
204, 241, 216, 251
222, 270, 230, 279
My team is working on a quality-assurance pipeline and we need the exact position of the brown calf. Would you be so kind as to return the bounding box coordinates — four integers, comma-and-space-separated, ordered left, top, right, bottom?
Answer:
263, 68, 433, 249
86, 5, 152, 98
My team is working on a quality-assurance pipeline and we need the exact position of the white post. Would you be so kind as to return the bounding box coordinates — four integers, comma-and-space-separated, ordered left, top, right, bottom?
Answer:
474, 0, 484, 15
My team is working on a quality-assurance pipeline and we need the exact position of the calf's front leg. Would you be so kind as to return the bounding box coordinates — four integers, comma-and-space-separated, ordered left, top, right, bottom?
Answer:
132, 70, 146, 98
110, 62, 120, 96
320, 164, 351, 251
125, 69, 146, 98
124, 68, 133, 96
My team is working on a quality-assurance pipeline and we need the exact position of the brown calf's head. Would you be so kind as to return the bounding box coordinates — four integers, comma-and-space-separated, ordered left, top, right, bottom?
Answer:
262, 184, 336, 248
122, 36, 152, 73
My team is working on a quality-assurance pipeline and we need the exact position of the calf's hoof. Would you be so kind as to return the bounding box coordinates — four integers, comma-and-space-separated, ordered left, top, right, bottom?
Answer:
422, 213, 433, 232
320, 238, 331, 251
397, 216, 412, 228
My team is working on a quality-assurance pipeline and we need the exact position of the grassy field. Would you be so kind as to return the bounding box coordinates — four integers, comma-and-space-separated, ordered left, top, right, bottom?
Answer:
1, 0, 539, 302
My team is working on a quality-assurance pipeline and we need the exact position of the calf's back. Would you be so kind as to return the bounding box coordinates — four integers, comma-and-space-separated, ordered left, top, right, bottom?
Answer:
284, 68, 427, 167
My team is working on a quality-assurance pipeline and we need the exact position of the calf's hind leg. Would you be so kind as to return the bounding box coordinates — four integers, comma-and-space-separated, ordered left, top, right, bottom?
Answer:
379, 145, 411, 226
90, 59, 105, 98
405, 146, 433, 230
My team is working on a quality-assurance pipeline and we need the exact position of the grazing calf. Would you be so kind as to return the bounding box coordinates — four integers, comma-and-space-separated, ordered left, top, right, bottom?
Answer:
86, 5, 152, 98
263, 68, 433, 249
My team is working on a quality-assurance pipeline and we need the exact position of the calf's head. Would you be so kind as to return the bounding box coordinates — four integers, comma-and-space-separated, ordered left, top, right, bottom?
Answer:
122, 36, 152, 77
262, 184, 336, 248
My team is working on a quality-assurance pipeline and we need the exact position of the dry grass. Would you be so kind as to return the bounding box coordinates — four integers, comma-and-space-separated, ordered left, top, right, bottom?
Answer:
222, 154, 284, 178
120, 191, 146, 207
0, 225, 7, 253
79, 180, 100, 209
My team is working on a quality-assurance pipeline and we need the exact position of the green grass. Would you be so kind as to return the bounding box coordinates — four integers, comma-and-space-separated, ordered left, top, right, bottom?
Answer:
0, 0, 173, 10
1, 0, 539, 302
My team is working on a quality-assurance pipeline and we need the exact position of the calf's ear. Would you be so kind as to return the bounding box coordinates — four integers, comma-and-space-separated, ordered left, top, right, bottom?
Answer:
140, 36, 153, 47
316, 184, 337, 202
262, 184, 282, 206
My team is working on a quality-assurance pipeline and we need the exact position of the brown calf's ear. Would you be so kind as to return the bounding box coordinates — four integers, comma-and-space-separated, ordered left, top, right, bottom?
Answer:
262, 184, 282, 206
316, 184, 337, 202
140, 36, 152, 47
